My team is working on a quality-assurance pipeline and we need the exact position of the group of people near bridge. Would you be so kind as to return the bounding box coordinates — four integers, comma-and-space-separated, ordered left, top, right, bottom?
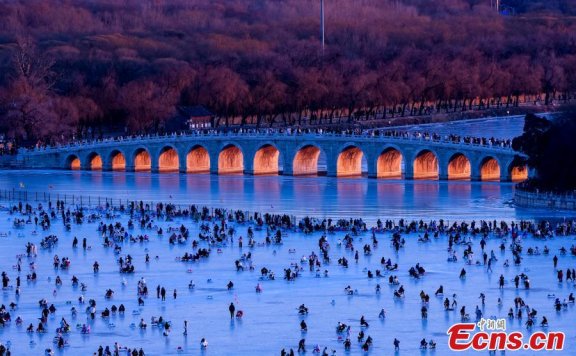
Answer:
28, 125, 512, 152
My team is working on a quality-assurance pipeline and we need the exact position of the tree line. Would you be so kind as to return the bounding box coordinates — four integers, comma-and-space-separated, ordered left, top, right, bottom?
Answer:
0, 0, 575, 145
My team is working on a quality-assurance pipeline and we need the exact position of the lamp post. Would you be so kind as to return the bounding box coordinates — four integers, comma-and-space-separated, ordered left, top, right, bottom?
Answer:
320, 0, 325, 53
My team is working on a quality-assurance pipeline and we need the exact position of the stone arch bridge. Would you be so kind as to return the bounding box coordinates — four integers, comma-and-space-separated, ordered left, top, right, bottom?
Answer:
16, 132, 528, 181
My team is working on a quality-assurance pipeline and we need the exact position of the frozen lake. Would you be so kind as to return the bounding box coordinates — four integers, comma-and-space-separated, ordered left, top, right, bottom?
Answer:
0, 205, 574, 355
0, 171, 573, 226
0, 113, 573, 354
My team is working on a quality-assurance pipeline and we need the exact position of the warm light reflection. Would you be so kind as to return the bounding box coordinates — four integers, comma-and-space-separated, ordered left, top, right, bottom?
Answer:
134, 149, 151, 171
447, 153, 470, 180
337, 146, 364, 177
158, 147, 179, 172
187, 146, 210, 173
90, 154, 102, 170
480, 158, 500, 181
511, 165, 528, 182
254, 145, 279, 175
293, 146, 321, 176
70, 157, 81, 170
218, 145, 244, 174
377, 148, 402, 178
111, 152, 126, 171
413, 150, 438, 179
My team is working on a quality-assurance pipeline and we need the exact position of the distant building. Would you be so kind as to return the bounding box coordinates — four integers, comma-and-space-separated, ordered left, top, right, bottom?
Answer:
167, 106, 214, 131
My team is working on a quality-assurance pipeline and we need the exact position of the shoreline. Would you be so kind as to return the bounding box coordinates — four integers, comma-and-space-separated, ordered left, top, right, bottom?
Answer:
2, 188, 576, 228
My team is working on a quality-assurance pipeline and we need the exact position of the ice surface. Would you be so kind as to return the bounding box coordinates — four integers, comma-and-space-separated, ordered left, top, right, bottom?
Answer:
0, 205, 574, 355
0, 171, 571, 226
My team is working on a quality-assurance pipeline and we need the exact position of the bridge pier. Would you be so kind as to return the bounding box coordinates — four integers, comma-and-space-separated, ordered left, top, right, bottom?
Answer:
404, 164, 414, 180
243, 154, 255, 175
179, 154, 187, 173
367, 154, 377, 178
326, 163, 338, 177
282, 160, 294, 176
438, 166, 449, 181
209, 150, 219, 175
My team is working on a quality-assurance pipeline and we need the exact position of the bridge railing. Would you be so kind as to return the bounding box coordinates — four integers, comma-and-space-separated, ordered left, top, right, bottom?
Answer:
20, 129, 515, 154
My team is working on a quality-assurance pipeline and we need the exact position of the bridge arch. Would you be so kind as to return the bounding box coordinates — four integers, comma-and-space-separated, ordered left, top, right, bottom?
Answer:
109, 150, 127, 171
447, 152, 471, 180
158, 145, 179, 172
86, 152, 103, 171
218, 143, 244, 174
508, 158, 528, 182
65, 154, 81, 170
337, 144, 366, 177
186, 145, 210, 173
479, 156, 501, 181
413, 149, 439, 180
376, 146, 403, 179
292, 144, 327, 176
254, 143, 282, 175
132, 147, 152, 172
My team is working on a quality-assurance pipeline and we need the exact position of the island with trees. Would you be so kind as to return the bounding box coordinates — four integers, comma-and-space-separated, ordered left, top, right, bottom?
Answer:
513, 107, 576, 210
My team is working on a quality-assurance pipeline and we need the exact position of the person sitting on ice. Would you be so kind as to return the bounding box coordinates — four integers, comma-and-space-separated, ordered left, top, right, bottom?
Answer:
81, 324, 90, 334
200, 338, 208, 348
57, 336, 65, 348
420, 338, 428, 349
163, 321, 171, 336
378, 308, 386, 318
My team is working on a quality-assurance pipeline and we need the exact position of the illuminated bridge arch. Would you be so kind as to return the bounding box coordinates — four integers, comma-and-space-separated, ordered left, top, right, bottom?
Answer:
65, 154, 81, 170
447, 153, 471, 180
413, 149, 439, 180
133, 148, 152, 172
186, 145, 210, 173
158, 146, 179, 172
254, 144, 281, 175
376, 146, 403, 179
292, 144, 327, 176
83, 152, 103, 171
218, 144, 244, 174
337, 145, 366, 177
479, 156, 501, 181
509, 158, 528, 182
109, 150, 126, 171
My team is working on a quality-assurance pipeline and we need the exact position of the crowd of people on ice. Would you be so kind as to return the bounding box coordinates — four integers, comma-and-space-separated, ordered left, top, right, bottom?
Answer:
0, 198, 574, 354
